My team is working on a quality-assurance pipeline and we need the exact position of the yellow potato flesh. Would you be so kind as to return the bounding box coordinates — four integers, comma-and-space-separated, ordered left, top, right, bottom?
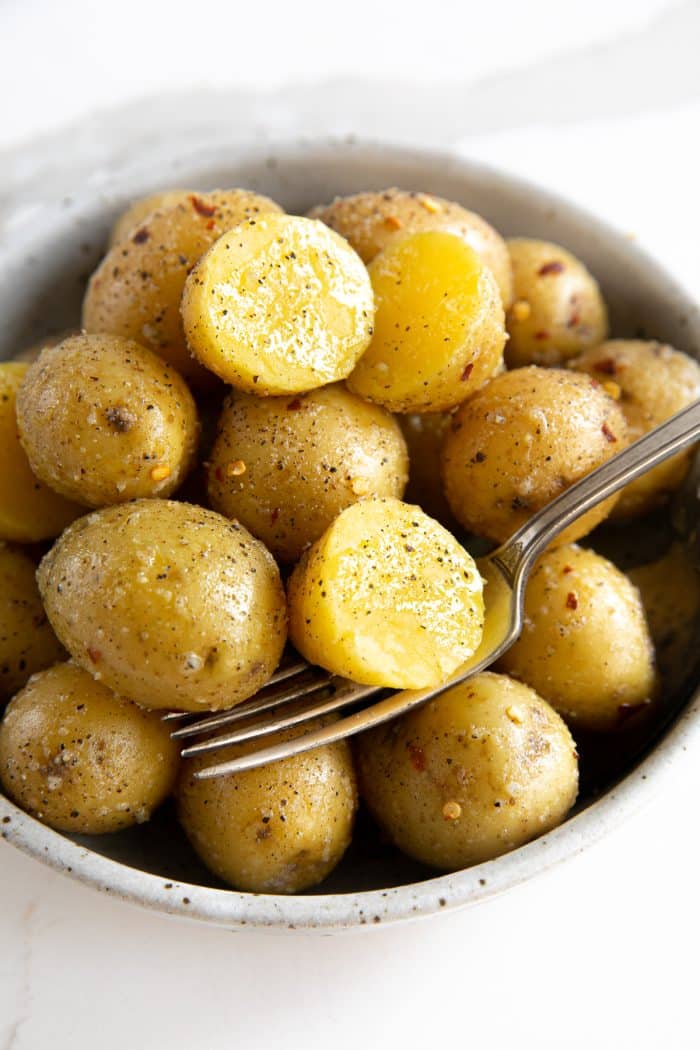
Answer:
288, 497, 484, 689
181, 214, 374, 395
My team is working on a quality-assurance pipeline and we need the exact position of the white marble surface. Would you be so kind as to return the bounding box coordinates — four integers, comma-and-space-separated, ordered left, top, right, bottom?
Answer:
1, 1, 700, 1047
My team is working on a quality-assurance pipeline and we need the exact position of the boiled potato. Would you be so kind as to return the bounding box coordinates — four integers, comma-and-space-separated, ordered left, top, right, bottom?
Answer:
629, 542, 700, 685
0, 661, 179, 833
82, 189, 283, 385
309, 188, 514, 307
570, 340, 700, 518
355, 671, 578, 869
0, 362, 82, 542
177, 720, 357, 893
37, 500, 287, 712
0, 543, 65, 705
287, 497, 484, 689
441, 367, 628, 545
498, 545, 656, 731
399, 412, 458, 528
505, 239, 609, 367
108, 188, 193, 246
181, 214, 374, 394
16, 334, 200, 507
207, 384, 408, 562
347, 232, 506, 413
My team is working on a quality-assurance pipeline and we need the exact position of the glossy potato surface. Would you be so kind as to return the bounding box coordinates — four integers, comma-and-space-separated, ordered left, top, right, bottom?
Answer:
16, 334, 199, 507
0, 661, 180, 833
288, 497, 484, 689
82, 189, 283, 384
177, 721, 357, 893
356, 672, 578, 869
207, 384, 408, 562
309, 188, 514, 306
629, 543, 700, 686
0, 362, 83, 542
498, 545, 656, 731
0, 544, 65, 705
505, 239, 609, 367
108, 188, 193, 246
570, 340, 700, 518
442, 367, 628, 544
181, 214, 374, 394
37, 500, 287, 712
347, 232, 506, 413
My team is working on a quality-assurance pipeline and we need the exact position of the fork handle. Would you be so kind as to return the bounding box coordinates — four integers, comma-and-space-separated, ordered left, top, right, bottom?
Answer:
493, 398, 700, 580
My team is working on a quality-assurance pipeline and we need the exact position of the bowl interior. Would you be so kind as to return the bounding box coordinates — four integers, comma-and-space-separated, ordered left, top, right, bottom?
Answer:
1, 140, 699, 923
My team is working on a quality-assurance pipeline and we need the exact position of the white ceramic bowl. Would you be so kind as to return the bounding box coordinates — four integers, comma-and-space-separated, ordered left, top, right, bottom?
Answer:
1, 140, 698, 930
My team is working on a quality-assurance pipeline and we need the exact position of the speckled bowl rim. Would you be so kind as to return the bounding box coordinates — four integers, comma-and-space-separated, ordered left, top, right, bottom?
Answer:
1, 138, 699, 931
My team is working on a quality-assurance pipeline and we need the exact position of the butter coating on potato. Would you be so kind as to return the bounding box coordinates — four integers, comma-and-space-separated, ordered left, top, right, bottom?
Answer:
177, 720, 357, 893
570, 339, 700, 519
181, 214, 374, 395
0, 661, 180, 834
355, 672, 578, 870
37, 500, 287, 713
288, 497, 484, 689
441, 366, 628, 545
497, 545, 656, 732
347, 231, 506, 413
309, 188, 514, 307
82, 189, 284, 385
207, 384, 408, 563
0, 362, 83, 542
16, 334, 200, 508
108, 188, 193, 246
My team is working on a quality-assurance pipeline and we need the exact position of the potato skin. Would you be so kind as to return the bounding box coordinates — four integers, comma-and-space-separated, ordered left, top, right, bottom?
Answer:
37, 500, 287, 712
108, 189, 193, 246
287, 497, 484, 689
399, 412, 458, 528
309, 188, 514, 307
0, 362, 83, 543
505, 239, 609, 367
0, 544, 65, 705
16, 334, 200, 508
347, 231, 506, 413
82, 189, 283, 385
177, 721, 357, 893
355, 672, 578, 870
570, 340, 700, 518
0, 661, 180, 833
181, 214, 374, 395
441, 366, 628, 545
207, 384, 408, 562
497, 545, 656, 732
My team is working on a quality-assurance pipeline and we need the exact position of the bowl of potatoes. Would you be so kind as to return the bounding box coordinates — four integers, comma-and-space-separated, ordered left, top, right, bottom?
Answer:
1, 140, 699, 930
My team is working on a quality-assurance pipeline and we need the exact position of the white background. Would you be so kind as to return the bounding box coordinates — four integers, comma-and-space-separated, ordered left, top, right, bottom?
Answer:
1, 1, 699, 1047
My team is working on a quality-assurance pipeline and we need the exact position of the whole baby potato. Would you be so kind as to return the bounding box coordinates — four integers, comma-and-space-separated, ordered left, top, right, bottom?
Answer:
498, 544, 656, 731
16, 334, 199, 507
181, 214, 374, 395
108, 188, 193, 246
355, 671, 578, 870
0, 543, 65, 705
441, 366, 628, 545
37, 500, 287, 712
0, 362, 83, 542
570, 340, 700, 518
82, 189, 283, 385
177, 721, 357, 893
505, 239, 609, 367
207, 384, 409, 562
347, 231, 506, 413
309, 188, 514, 307
0, 661, 180, 834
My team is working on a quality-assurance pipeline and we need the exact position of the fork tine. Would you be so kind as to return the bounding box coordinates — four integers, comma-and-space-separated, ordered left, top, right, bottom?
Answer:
181, 680, 375, 757
161, 659, 311, 723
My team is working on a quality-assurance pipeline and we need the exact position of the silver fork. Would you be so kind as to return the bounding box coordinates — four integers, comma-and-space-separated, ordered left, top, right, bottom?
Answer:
170, 399, 700, 780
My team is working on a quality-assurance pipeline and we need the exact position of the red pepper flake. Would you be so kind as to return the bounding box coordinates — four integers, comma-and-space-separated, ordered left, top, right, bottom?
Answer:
595, 358, 617, 375
132, 227, 150, 244
189, 195, 217, 218
538, 261, 565, 276
461, 362, 474, 382
87, 648, 102, 664
205, 218, 216, 230
565, 592, 578, 610
601, 422, 617, 443
566, 311, 581, 328
562, 565, 573, 574
215, 466, 225, 483
270, 507, 280, 524
407, 742, 426, 772
287, 397, 303, 410
534, 330, 550, 340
